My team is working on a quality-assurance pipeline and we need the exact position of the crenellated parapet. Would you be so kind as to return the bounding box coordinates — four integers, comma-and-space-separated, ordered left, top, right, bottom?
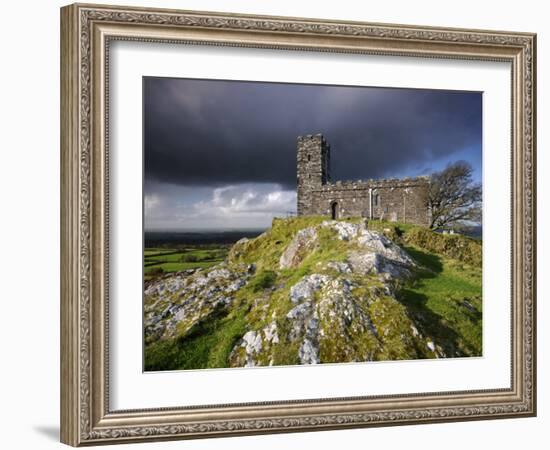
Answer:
318, 176, 430, 192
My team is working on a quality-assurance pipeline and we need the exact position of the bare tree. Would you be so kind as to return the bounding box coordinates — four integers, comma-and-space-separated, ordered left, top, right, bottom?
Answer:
428, 161, 482, 230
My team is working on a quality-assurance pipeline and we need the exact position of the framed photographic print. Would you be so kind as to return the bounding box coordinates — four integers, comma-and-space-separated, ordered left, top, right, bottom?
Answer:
60, 3, 537, 446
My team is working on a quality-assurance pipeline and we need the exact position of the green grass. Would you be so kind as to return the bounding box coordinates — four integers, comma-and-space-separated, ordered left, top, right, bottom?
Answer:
144, 246, 228, 279
278, 225, 353, 287
144, 261, 219, 273
365, 220, 482, 356
144, 249, 170, 257
248, 270, 277, 292
228, 216, 360, 273
146, 249, 226, 263
367, 219, 482, 267
398, 245, 482, 357
144, 307, 248, 371
367, 219, 416, 235
404, 227, 482, 267
146, 252, 192, 262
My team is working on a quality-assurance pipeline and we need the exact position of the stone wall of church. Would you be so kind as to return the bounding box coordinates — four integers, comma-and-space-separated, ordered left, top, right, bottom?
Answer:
296, 134, 431, 226
309, 178, 431, 226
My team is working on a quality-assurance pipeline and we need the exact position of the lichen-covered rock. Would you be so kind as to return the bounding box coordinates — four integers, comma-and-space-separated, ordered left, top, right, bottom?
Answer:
279, 227, 318, 269
316, 277, 381, 362
315, 221, 415, 277
229, 320, 282, 367
227, 265, 437, 368
263, 321, 279, 345
357, 230, 414, 265
299, 338, 319, 365
143, 263, 252, 344
289, 274, 330, 303
321, 220, 362, 241
326, 261, 353, 274
348, 251, 412, 279
241, 330, 263, 367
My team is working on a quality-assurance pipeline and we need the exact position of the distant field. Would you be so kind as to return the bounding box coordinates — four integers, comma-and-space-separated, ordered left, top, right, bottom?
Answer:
144, 246, 228, 280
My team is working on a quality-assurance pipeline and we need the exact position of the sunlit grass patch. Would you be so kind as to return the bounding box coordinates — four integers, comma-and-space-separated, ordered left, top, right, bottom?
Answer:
399, 245, 482, 357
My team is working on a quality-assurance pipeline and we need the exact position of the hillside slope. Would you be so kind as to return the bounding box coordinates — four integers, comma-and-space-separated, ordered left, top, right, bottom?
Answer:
144, 217, 482, 371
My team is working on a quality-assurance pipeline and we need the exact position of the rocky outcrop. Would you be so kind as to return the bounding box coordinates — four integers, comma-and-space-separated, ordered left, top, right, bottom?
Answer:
227, 268, 442, 368
279, 227, 318, 269
144, 263, 254, 344
144, 219, 452, 369
290, 274, 330, 303
224, 222, 442, 367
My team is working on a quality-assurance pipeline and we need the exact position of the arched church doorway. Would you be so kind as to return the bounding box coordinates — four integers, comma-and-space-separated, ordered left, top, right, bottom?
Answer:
331, 202, 339, 220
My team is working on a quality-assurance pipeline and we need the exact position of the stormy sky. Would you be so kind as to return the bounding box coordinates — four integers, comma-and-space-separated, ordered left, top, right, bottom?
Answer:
144, 77, 482, 231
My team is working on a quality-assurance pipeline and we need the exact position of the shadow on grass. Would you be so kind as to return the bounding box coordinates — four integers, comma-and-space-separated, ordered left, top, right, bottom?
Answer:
398, 287, 462, 357
398, 246, 462, 357
403, 245, 443, 275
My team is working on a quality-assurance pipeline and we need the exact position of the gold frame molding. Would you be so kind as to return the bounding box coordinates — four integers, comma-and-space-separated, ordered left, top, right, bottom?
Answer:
60, 3, 537, 446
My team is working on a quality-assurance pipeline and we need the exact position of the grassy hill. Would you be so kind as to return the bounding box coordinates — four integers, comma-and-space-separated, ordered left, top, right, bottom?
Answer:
144, 217, 482, 371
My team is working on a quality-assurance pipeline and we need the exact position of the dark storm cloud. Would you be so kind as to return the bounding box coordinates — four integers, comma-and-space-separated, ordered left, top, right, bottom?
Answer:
144, 77, 481, 189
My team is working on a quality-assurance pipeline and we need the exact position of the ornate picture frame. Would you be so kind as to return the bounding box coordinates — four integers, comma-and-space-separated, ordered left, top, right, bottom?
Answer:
60, 3, 536, 446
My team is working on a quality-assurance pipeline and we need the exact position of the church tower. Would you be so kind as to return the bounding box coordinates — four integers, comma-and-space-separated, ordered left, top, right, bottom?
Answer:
296, 134, 330, 216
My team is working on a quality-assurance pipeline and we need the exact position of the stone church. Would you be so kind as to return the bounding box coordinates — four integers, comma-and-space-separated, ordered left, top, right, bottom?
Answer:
296, 134, 431, 226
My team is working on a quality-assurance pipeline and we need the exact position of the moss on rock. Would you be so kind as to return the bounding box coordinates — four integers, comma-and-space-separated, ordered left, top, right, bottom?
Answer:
144, 217, 482, 370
